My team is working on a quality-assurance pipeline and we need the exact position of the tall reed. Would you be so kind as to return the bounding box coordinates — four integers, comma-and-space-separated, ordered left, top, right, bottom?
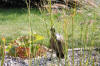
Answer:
62, 10, 68, 66
1, 37, 6, 66
71, 8, 76, 66
25, 0, 32, 66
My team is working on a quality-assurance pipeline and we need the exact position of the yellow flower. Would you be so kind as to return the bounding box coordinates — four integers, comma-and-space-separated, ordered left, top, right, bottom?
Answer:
2, 37, 6, 42
33, 33, 44, 42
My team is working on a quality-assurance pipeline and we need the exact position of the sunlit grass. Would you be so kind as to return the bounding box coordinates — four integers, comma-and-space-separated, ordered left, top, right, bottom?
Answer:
0, 1, 100, 66
0, 7, 100, 48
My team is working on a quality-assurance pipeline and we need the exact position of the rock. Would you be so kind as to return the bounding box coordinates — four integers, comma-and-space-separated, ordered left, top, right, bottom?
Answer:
0, 48, 100, 66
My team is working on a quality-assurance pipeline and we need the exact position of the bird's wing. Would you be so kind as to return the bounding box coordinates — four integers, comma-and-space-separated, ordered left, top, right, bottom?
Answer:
56, 33, 64, 41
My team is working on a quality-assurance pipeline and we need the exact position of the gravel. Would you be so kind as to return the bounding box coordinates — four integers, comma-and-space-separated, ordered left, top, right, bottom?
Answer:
0, 49, 100, 66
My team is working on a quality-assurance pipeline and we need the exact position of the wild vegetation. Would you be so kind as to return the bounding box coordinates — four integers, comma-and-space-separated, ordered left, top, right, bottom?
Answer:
0, 0, 100, 66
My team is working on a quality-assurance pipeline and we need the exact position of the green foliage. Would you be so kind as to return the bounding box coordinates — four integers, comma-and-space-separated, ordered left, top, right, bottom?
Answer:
31, 44, 40, 57
0, 47, 3, 56
0, 7, 100, 48
0, 0, 45, 8
8, 46, 17, 57
7, 33, 44, 57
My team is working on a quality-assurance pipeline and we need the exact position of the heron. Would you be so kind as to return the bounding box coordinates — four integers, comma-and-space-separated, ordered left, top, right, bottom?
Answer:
50, 27, 64, 59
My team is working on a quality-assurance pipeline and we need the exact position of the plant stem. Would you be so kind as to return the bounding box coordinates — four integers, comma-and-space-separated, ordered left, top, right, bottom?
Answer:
1, 39, 6, 66
26, 0, 32, 66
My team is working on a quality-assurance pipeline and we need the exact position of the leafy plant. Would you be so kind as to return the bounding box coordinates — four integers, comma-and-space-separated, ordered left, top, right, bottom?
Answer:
16, 46, 30, 58
8, 46, 17, 57
7, 33, 44, 58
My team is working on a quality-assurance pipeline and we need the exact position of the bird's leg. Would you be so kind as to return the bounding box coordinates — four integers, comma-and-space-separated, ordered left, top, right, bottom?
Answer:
56, 56, 60, 66
56, 52, 61, 66
49, 49, 53, 61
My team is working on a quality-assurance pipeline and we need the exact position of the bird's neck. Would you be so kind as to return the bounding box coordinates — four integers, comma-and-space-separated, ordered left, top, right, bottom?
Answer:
51, 32, 56, 39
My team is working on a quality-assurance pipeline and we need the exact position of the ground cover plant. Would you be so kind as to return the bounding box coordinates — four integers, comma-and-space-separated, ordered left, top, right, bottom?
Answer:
0, 0, 100, 66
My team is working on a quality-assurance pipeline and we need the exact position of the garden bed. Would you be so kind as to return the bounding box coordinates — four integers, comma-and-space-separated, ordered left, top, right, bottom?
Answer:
0, 47, 100, 66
